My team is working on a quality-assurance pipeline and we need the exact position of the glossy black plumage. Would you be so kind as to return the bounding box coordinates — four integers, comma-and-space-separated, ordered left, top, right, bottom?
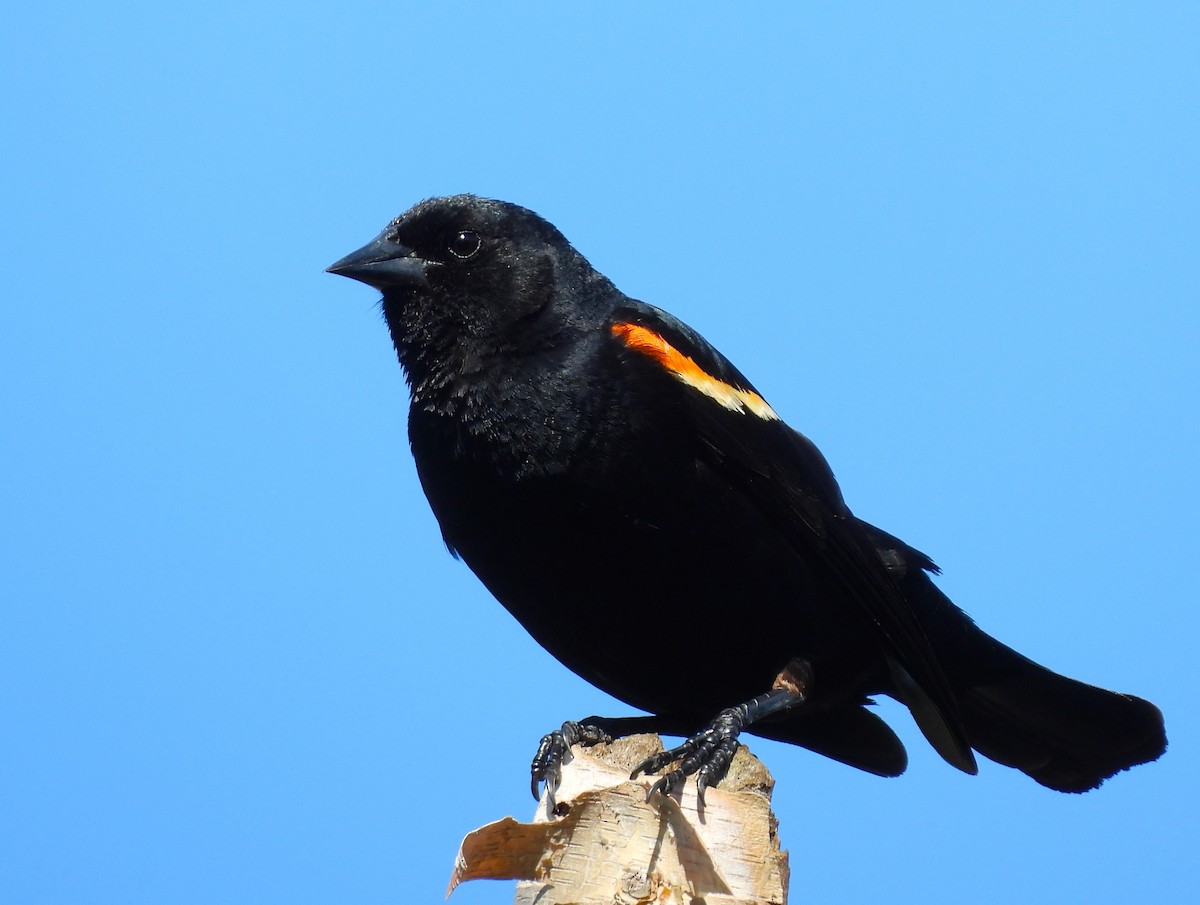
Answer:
328, 194, 1165, 795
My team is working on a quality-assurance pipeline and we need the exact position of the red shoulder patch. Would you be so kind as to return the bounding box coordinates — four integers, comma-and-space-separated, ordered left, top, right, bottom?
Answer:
611, 322, 779, 421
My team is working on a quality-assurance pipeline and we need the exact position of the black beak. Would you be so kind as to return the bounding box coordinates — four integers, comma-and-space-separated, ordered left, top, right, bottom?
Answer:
326, 230, 430, 289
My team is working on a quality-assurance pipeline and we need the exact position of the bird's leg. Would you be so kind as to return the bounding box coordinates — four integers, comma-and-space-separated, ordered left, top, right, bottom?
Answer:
632, 662, 812, 804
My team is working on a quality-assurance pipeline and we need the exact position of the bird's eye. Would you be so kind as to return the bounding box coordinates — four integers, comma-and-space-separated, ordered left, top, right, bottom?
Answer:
447, 230, 481, 260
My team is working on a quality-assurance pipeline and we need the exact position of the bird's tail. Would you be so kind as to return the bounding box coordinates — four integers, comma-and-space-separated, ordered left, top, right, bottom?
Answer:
913, 582, 1166, 791
867, 523, 1166, 791
949, 632, 1166, 792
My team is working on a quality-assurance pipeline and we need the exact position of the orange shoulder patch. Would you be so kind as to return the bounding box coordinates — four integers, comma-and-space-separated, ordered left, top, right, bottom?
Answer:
611, 322, 779, 421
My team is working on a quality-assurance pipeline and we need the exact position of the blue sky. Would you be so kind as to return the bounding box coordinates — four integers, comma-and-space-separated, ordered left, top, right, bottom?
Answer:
3, 3, 1196, 903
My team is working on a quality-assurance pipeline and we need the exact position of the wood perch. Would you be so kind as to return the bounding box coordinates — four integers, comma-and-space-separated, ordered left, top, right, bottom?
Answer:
448, 734, 789, 905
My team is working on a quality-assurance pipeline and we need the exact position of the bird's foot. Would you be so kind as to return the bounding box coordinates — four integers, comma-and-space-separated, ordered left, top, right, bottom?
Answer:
530, 720, 612, 805
630, 706, 748, 805
629, 687, 805, 804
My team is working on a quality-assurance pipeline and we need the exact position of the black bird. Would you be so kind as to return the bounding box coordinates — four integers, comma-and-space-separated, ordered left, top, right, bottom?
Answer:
328, 195, 1165, 801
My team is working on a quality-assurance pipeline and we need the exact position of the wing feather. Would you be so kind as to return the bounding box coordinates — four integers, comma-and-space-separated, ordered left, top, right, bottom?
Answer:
609, 302, 977, 774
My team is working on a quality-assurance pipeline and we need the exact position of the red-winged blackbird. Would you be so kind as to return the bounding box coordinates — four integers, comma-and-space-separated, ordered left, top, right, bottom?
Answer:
328, 195, 1165, 801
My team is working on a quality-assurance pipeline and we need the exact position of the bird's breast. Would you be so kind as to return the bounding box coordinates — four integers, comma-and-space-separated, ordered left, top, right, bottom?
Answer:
407, 402, 859, 712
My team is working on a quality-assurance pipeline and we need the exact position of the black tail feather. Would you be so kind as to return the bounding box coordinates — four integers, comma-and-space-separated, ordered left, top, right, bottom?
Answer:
957, 643, 1166, 791
865, 522, 1167, 790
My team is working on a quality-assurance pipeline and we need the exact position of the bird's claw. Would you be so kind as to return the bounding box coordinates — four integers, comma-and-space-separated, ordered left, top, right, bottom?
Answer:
530, 720, 612, 805
629, 706, 747, 805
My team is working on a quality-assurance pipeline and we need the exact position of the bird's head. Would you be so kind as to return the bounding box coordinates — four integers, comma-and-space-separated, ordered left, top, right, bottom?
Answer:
328, 195, 608, 391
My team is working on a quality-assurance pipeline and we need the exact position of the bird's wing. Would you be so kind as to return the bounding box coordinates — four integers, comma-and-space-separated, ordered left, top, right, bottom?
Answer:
607, 302, 977, 774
